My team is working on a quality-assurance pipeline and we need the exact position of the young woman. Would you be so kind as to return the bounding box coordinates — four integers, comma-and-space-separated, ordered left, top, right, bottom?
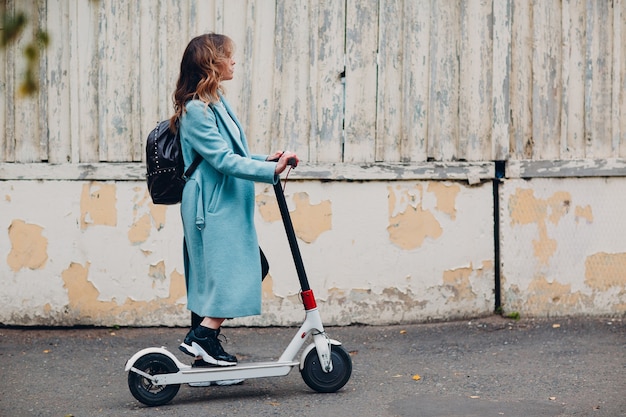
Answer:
171, 33, 298, 366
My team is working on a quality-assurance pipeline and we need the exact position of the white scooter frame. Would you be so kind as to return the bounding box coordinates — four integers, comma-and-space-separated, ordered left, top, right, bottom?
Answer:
125, 173, 352, 406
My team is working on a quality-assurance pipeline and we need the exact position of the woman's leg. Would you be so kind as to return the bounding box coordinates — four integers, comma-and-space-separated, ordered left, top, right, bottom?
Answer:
200, 317, 225, 329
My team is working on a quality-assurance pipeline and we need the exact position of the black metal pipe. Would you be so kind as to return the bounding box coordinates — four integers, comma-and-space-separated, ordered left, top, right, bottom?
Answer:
493, 160, 506, 312
273, 180, 310, 292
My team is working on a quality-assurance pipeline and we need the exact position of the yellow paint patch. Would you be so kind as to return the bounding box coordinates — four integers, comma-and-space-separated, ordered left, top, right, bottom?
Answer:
387, 185, 442, 250
547, 192, 571, 225
128, 213, 151, 244
63, 262, 98, 310
149, 260, 167, 281
443, 266, 476, 302
80, 182, 117, 229
290, 192, 332, 243
256, 193, 281, 222
258, 190, 332, 243
62, 261, 186, 320
7, 219, 48, 271
261, 274, 279, 300
427, 182, 460, 220
149, 202, 168, 230
525, 276, 586, 310
585, 252, 626, 291
168, 269, 187, 301
575, 205, 593, 224
442, 261, 493, 303
509, 188, 572, 265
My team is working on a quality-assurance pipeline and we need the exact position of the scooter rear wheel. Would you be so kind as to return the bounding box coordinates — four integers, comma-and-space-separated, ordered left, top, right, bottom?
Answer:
300, 345, 352, 393
128, 353, 180, 406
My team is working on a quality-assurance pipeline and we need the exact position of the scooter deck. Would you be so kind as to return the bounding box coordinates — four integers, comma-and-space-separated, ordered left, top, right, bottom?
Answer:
151, 360, 301, 385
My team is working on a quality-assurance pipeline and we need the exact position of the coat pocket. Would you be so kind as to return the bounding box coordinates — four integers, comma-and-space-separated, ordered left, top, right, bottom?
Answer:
189, 180, 204, 230
206, 175, 224, 214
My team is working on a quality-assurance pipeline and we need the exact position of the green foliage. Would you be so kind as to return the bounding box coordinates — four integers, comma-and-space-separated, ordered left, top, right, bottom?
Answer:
505, 311, 521, 321
1, 9, 50, 96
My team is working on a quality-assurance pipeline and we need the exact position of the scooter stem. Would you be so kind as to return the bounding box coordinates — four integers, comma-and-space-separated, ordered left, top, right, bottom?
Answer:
273, 180, 310, 292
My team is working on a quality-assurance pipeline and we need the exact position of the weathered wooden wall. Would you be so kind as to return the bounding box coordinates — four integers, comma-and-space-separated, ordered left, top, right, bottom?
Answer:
1, 1, 625, 326
2, 0, 624, 167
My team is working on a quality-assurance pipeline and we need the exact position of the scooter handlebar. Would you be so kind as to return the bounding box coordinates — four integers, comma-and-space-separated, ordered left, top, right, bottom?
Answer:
267, 155, 298, 167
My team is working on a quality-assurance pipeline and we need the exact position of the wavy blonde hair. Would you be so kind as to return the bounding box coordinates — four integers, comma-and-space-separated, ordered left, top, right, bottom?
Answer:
170, 33, 234, 130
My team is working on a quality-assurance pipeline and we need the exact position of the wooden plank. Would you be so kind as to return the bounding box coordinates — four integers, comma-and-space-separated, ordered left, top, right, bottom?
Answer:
138, 0, 160, 160
491, 0, 511, 160
191, 0, 220, 34
73, 0, 99, 163
13, 0, 41, 162
403, 0, 430, 163
98, 0, 136, 162
584, 0, 613, 158
0, 161, 495, 182
458, 0, 492, 161
612, 0, 625, 157
344, 0, 378, 163
271, 0, 312, 158
427, 1, 460, 161
284, 161, 494, 182
508, 159, 626, 178
0, 21, 5, 162
531, 0, 562, 160
509, 0, 533, 159
308, 0, 344, 163
36, 0, 48, 162
68, 0, 79, 163
129, 1, 142, 162
376, 0, 403, 162
96, 1, 109, 161
156, 0, 171, 121
46, 0, 71, 163
560, 0, 586, 159
159, 0, 191, 122
1, 1, 14, 162
241, 0, 278, 155
222, 1, 251, 120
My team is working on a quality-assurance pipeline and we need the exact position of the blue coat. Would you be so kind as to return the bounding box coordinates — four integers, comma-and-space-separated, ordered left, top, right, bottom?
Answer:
179, 98, 277, 318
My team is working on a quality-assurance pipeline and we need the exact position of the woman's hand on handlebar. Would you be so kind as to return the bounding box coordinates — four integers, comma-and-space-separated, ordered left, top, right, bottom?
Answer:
271, 151, 299, 174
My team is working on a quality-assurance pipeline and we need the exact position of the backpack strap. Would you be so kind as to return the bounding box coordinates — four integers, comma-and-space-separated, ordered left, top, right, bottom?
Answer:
183, 155, 202, 179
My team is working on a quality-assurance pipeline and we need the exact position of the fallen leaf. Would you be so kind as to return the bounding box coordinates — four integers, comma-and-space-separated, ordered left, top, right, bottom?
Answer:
549, 396, 556, 401
43, 350, 50, 354
267, 401, 280, 407
400, 330, 407, 334
552, 324, 561, 328
470, 395, 480, 399
412, 374, 421, 381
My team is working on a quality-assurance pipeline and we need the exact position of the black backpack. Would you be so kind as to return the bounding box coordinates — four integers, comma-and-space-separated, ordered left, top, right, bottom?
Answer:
146, 119, 202, 205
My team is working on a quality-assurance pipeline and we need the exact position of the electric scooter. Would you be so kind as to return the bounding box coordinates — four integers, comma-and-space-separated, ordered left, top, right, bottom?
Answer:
125, 168, 353, 406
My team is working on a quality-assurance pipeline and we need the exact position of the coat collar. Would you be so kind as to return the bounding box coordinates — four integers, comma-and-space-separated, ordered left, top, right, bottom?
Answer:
212, 95, 249, 155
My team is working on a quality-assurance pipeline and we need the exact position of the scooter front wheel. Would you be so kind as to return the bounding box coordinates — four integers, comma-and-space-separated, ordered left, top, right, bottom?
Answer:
300, 345, 352, 393
127, 353, 180, 406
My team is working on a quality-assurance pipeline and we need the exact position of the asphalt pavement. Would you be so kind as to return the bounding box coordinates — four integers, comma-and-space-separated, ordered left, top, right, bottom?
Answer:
0, 316, 624, 417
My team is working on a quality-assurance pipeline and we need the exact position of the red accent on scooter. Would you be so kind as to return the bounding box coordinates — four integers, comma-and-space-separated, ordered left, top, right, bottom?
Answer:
301, 290, 317, 310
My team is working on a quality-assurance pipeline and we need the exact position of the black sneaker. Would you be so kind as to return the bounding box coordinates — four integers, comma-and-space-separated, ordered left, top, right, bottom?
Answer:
179, 326, 237, 366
